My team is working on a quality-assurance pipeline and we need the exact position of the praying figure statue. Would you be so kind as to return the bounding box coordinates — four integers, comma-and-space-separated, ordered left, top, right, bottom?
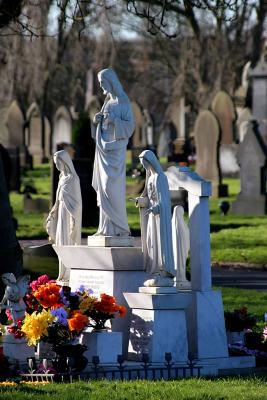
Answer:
172, 205, 191, 290
92, 68, 135, 236
136, 150, 175, 287
0, 273, 30, 324
46, 150, 82, 284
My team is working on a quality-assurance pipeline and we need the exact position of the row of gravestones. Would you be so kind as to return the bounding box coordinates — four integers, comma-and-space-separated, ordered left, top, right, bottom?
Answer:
0, 99, 154, 170
194, 89, 253, 197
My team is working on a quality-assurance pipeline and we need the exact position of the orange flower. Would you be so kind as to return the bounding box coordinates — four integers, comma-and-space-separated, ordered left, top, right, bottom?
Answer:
94, 294, 127, 317
68, 311, 89, 333
118, 305, 127, 318
34, 283, 61, 309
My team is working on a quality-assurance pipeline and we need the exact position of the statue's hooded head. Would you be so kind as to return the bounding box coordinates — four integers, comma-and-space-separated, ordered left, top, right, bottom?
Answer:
139, 150, 163, 174
97, 68, 125, 98
54, 150, 77, 178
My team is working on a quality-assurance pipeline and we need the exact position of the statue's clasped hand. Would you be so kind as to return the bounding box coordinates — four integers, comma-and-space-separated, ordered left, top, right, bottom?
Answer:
93, 112, 103, 124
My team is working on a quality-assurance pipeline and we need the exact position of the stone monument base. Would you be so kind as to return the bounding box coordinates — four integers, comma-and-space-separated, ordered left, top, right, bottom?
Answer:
79, 330, 122, 367
232, 195, 266, 215
124, 291, 192, 363
87, 236, 135, 247
3, 332, 35, 364
53, 245, 145, 357
186, 290, 229, 359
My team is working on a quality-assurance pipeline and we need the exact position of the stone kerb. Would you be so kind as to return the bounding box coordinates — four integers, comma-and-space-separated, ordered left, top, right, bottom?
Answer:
166, 166, 212, 292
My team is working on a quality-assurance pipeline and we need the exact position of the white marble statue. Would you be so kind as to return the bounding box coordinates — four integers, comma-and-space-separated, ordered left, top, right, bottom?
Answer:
136, 150, 175, 287
46, 150, 82, 283
92, 68, 135, 236
0, 273, 30, 324
172, 205, 191, 289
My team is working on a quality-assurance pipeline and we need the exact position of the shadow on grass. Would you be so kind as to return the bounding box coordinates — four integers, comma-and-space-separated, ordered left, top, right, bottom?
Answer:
210, 223, 251, 233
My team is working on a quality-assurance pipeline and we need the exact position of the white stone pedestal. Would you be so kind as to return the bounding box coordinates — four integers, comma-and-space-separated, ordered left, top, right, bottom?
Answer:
79, 330, 122, 366
53, 245, 146, 357
186, 290, 229, 359
124, 291, 192, 363
87, 236, 135, 247
3, 332, 35, 364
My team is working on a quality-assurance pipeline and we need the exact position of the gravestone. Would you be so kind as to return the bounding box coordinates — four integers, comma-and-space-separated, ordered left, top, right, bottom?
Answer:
250, 41, 267, 141
232, 121, 267, 215
211, 91, 238, 176
236, 107, 252, 142
157, 121, 177, 160
130, 101, 145, 166
44, 117, 51, 160
194, 110, 227, 197
52, 106, 72, 153
143, 109, 154, 150
0, 101, 26, 168
26, 103, 43, 164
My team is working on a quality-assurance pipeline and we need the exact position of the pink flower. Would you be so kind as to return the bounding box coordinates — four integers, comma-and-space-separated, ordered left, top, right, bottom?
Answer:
5, 309, 12, 321
30, 275, 54, 291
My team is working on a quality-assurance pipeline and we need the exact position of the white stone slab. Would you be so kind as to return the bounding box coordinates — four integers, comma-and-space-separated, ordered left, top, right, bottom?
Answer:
53, 245, 143, 270
3, 333, 35, 363
139, 286, 178, 294
186, 291, 228, 359
69, 267, 146, 358
124, 292, 192, 310
127, 308, 188, 363
87, 235, 135, 247
79, 331, 122, 366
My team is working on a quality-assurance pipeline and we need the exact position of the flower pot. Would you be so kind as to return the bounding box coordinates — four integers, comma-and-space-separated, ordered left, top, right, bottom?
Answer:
52, 344, 87, 373
227, 331, 245, 345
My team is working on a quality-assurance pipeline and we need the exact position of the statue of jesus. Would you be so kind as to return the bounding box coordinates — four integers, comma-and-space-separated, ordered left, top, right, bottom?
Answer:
92, 68, 135, 236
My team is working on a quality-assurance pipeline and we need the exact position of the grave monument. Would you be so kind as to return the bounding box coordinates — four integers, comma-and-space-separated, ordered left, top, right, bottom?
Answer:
211, 91, 239, 176
194, 109, 227, 197
232, 120, 267, 215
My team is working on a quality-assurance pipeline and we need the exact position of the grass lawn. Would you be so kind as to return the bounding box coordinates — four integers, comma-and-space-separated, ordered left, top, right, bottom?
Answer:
0, 378, 267, 400
10, 164, 267, 264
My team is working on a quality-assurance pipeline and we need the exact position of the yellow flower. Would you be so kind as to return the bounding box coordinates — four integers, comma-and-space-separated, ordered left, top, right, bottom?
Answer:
79, 296, 97, 313
21, 310, 55, 346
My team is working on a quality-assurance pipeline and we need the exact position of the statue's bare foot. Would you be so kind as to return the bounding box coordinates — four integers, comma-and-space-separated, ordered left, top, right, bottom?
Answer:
144, 275, 174, 287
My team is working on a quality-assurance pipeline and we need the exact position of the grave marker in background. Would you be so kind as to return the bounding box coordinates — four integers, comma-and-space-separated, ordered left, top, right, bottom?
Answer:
232, 121, 267, 215
194, 110, 227, 197
211, 91, 239, 176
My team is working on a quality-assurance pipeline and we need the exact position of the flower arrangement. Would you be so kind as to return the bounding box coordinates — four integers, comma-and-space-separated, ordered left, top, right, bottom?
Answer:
6, 275, 126, 347
224, 307, 257, 332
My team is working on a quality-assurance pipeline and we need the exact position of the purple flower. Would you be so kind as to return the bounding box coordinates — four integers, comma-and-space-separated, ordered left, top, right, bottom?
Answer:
51, 307, 68, 326
76, 285, 93, 295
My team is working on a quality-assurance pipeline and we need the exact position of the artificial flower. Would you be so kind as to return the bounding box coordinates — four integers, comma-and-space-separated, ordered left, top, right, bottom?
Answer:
68, 311, 89, 333
21, 310, 55, 346
33, 282, 62, 308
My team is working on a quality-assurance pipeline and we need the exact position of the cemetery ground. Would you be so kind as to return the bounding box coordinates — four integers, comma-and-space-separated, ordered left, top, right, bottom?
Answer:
5, 163, 267, 397
0, 377, 267, 400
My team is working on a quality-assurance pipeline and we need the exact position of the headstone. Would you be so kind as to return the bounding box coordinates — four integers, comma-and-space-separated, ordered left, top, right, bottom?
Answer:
85, 68, 99, 111
143, 109, 154, 149
52, 106, 72, 153
26, 102, 43, 164
160, 97, 190, 162
211, 91, 238, 177
130, 101, 146, 166
236, 107, 252, 142
0, 101, 26, 167
6, 147, 20, 191
232, 121, 267, 215
250, 41, 267, 140
157, 121, 177, 159
211, 91, 236, 145
43, 117, 51, 162
194, 110, 226, 197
